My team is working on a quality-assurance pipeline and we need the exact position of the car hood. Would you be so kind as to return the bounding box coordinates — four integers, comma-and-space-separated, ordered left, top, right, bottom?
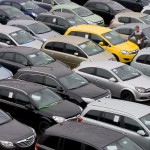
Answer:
89, 51, 115, 61
22, 39, 43, 49
70, 83, 107, 99
14, 14, 33, 20
82, 14, 103, 23
37, 30, 60, 40
27, 7, 47, 14
124, 75, 150, 89
0, 119, 32, 142
39, 100, 81, 118
43, 60, 68, 68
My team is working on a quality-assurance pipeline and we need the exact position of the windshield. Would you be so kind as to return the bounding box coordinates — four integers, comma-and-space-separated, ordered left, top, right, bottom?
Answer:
28, 22, 51, 34
59, 73, 89, 90
56, 0, 71, 4
140, 15, 150, 24
103, 137, 143, 150
102, 31, 126, 45
0, 110, 11, 125
67, 16, 87, 25
140, 113, 150, 130
21, 1, 39, 9
29, 89, 62, 109
4, 7, 23, 18
73, 7, 93, 17
79, 41, 104, 56
108, 1, 126, 11
9, 30, 35, 45
112, 65, 141, 81
28, 51, 55, 66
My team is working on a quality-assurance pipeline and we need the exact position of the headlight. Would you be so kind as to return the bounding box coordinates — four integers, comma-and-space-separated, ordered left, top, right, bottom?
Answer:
135, 87, 146, 93
86, 20, 96, 25
53, 116, 65, 123
82, 97, 95, 103
0, 141, 14, 148
121, 50, 130, 55
31, 12, 37, 18
31, 128, 36, 137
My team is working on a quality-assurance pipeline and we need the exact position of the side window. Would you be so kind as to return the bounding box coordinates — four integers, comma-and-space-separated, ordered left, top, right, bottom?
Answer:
62, 9, 73, 14
45, 17, 57, 24
37, 16, 45, 22
63, 138, 82, 150
91, 34, 103, 44
79, 67, 96, 75
123, 117, 143, 132
130, 18, 141, 23
45, 77, 60, 88
65, 44, 78, 55
68, 31, 77, 36
77, 32, 89, 38
12, 3, 21, 10
43, 136, 60, 149
86, 3, 95, 9
145, 56, 150, 65
1, 2, 11, 5
27, 74, 44, 85
84, 110, 102, 121
118, 17, 130, 23
43, 0, 51, 3
52, 42, 65, 52
45, 42, 53, 49
35, 0, 42, 2
0, 33, 15, 45
117, 28, 133, 35
96, 68, 114, 79
143, 10, 150, 15
17, 74, 28, 81
15, 93, 30, 106
57, 18, 69, 28
0, 52, 4, 58
95, 3, 109, 12
3, 53, 14, 61
136, 55, 147, 64
15, 54, 28, 65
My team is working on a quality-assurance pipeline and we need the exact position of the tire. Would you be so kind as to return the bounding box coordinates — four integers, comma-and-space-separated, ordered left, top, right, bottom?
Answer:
121, 91, 135, 102
39, 120, 51, 133
113, 54, 119, 61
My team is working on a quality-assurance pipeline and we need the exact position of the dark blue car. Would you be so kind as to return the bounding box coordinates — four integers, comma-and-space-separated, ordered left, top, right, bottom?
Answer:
0, 0, 47, 19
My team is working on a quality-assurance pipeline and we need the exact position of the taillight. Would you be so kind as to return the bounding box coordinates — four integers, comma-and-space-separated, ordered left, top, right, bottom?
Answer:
35, 143, 38, 150
77, 116, 83, 122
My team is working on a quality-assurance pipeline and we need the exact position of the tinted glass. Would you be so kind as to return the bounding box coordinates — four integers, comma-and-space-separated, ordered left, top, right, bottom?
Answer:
118, 17, 129, 23
140, 15, 150, 24
96, 68, 114, 79
146, 56, 150, 65
80, 67, 95, 74
53, 42, 64, 52
28, 74, 44, 84
45, 77, 60, 88
15, 93, 29, 105
15, 54, 28, 65
143, 10, 150, 15
73, 7, 93, 17
91, 34, 103, 44
67, 16, 87, 25
140, 113, 150, 130
84, 110, 101, 120
3, 53, 14, 61
136, 55, 147, 64
57, 18, 68, 27
130, 18, 141, 23
65, 44, 78, 55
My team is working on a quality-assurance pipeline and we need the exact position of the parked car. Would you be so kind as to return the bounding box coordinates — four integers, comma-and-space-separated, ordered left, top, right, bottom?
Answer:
131, 47, 150, 77
14, 66, 111, 108
0, 46, 68, 74
113, 0, 150, 12
0, 25, 43, 49
0, 65, 13, 79
35, 121, 144, 150
7, 20, 59, 42
65, 25, 139, 63
79, 98, 150, 150
74, 60, 150, 102
0, 79, 82, 132
50, 3, 104, 26
113, 23, 150, 48
0, 5, 33, 25
36, 12, 87, 34
84, 0, 130, 25
110, 12, 150, 28
0, 108, 36, 149
42, 35, 116, 68
0, 0, 47, 19
141, 5, 150, 15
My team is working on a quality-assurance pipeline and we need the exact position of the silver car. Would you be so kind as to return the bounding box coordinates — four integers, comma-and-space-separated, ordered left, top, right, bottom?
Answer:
131, 47, 150, 77
74, 60, 150, 102
0, 25, 43, 49
79, 98, 150, 150
7, 20, 60, 42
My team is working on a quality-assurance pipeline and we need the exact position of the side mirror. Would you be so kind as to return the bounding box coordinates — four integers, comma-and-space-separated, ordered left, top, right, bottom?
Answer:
74, 52, 78, 56
6, 112, 12, 117
56, 86, 64, 92
25, 104, 34, 111
137, 130, 146, 136
99, 42, 104, 46
109, 77, 117, 82
6, 41, 11, 45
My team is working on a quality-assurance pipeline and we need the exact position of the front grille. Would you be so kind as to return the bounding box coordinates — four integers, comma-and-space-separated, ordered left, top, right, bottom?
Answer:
16, 135, 35, 148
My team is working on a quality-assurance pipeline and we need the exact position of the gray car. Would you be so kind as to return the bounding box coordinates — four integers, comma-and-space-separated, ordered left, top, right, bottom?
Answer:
7, 20, 60, 42
74, 60, 150, 102
79, 98, 150, 150
113, 23, 150, 48
0, 65, 13, 79
131, 47, 150, 77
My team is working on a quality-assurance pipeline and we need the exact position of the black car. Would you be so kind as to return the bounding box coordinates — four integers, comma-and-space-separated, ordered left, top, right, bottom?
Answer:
0, 108, 36, 150
36, 121, 143, 150
36, 12, 87, 34
0, 46, 68, 74
0, 5, 33, 25
14, 66, 111, 108
0, 79, 81, 133
84, 0, 130, 25
113, 0, 150, 12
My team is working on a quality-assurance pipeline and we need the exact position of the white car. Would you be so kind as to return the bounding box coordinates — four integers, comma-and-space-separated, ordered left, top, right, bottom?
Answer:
141, 4, 150, 15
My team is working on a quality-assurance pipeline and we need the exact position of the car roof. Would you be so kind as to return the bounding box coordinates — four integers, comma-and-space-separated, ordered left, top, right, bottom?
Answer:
52, 3, 81, 9
67, 24, 111, 34
18, 66, 73, 79
45, 121, 124, 148
86, 0, 112, 4
0, 5, 15, 10
89, 98, 150, 118
0, 25, 21, 34
0, 79, 46, 94
46, 35, 89, 45
0, 46, 40, 55
7, 20, 39, 26
116, 12, 147, 18
79, 61, 124, 70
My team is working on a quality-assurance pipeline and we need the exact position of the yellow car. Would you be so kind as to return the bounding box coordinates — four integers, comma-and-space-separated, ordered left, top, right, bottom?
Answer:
65, 25, 139, 63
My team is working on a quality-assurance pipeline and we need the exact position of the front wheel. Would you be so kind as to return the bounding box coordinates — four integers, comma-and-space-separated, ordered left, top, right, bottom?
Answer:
121, 91, 135, 102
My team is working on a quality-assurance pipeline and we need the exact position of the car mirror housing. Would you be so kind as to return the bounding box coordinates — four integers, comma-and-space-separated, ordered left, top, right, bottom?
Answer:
109, 77, 117, 82
74, 52, 79, 56
137, 130, 146, 136
56, 86, 64, 92
99, 42, 104, 46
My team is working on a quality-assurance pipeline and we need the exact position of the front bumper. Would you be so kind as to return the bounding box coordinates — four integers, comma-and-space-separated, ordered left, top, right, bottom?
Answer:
135, 92, 150, 102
